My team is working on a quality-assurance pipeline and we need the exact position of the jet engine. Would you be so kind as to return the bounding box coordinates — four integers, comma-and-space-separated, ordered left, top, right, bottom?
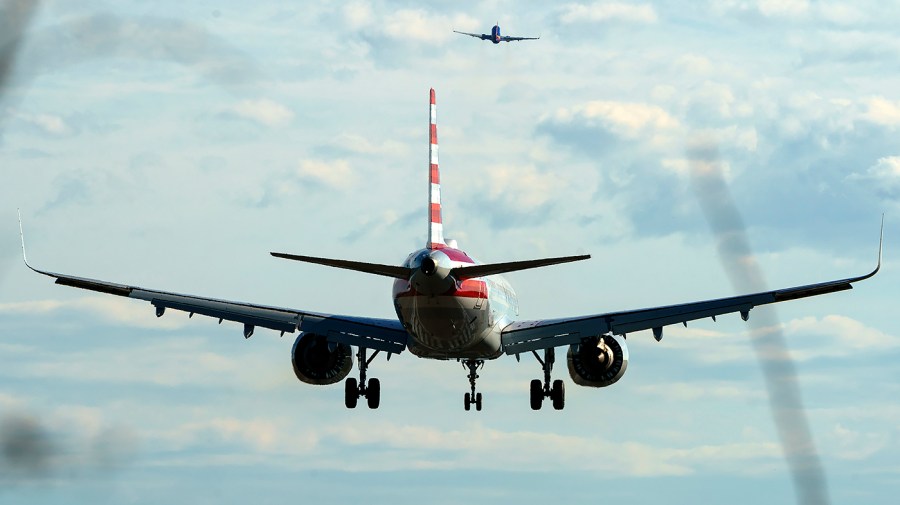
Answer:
567, 334, 629, 388
291, 333, 353, 385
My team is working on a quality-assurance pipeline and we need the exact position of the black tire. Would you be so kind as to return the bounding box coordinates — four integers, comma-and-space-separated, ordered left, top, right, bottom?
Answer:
529, 379, 543, 410
345, 378, 358, 409
464, 392, 471, 411
366, 378, 381, 409
475, 392, 482, 411
552, 379, 565, 410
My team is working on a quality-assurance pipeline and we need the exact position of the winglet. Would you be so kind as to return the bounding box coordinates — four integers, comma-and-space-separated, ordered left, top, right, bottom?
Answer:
17, 209, 34, 271
853, 214, 885, 283
877, 213, 884, 271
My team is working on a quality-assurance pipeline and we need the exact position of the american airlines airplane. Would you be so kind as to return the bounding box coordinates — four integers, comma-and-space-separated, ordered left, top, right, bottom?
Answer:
454, 24, 539, 44
19, 89, 881, 412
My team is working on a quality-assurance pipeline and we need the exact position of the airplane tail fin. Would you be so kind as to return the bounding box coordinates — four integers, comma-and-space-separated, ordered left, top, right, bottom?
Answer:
427, 88, 445, 249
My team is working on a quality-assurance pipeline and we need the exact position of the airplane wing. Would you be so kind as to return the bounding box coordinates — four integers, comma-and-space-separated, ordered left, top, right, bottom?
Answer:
18, 218, 407, 354
500, 35, 540, 42
501, 231, 882, 355
25, 265, 408, 353
453, 30, 490, 40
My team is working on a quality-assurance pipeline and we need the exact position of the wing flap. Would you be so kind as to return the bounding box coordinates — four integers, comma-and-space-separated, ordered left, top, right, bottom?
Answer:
307, 316, 407, 354
55, 275, 133, 297
143, 291, 301, 333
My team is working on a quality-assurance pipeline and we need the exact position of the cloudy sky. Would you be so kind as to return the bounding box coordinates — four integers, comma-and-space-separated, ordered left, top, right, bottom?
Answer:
1, 0, 898, 503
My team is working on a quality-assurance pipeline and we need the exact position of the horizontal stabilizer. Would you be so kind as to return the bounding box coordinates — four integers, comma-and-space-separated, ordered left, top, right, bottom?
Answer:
451, 254, 590, 279
271, 252, 412, 280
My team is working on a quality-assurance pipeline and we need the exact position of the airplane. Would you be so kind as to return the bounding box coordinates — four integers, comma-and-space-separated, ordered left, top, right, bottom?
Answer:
19, 89, 882, 412
454, 24, 539, 44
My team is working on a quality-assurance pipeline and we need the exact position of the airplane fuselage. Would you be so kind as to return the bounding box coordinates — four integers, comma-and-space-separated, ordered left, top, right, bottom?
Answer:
491, 25, 501, 43
392, 246, 518, 359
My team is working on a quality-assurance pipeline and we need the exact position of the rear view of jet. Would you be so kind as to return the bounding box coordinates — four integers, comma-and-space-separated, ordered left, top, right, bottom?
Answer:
20, 89, 882, 413
454, 24, 539, 44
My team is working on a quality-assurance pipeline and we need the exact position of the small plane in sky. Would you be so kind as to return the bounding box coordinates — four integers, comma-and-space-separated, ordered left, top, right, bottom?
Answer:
454, 24, 539, 44
20, 89, 882, 412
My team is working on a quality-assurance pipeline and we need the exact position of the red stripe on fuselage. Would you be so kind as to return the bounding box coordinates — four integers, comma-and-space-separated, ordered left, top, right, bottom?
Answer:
439, 247, 475, 263
395, 279, 487, 299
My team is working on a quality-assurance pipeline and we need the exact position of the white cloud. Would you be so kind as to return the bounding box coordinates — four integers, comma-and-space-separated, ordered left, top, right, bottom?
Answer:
362, 9, 479, 44
831, 423, 890, 460
757, 0, 810, 18
713, 0, 809, 18
484, 164, 567, 211
786, 315, 898, 351
847, 155, 900, 203
675, 54, 714, 75
862, 96, 900, 126
330, 133, 409, 157
313, 421, 779, 475
635, 381, 765, 401
817, 3, 868, 25
0, 297, 188, 330
342, 0, 373, 30
549, 100, 679, 140
13, 110, 72, 135
295, 158, 355, 189
661, 314, 897, 364
559, 2, 658, 24
230, 98, 294, 127
172, 417, 286, 451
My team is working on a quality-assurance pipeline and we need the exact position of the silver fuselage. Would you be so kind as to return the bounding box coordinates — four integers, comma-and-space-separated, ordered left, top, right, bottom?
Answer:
392, 247, 518, 359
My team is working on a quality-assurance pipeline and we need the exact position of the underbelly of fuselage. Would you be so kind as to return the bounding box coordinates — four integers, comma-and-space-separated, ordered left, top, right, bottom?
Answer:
394, 293, 502, 359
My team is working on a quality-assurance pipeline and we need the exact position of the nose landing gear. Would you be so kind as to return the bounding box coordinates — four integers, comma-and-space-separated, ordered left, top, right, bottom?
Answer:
345, 347, 381, 409
462, 359, 484, 411
529, 348, 565, 410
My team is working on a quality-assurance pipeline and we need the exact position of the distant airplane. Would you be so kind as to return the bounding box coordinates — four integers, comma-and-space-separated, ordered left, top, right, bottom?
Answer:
20, 89, 882, 412
454, 24, 539, 44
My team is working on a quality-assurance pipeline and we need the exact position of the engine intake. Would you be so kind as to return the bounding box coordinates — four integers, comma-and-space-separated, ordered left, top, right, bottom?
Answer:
567, 334, 628, 388
291, 333, 353, 385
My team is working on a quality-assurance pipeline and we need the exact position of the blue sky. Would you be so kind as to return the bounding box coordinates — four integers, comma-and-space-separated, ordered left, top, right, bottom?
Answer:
1, 1, 898, 503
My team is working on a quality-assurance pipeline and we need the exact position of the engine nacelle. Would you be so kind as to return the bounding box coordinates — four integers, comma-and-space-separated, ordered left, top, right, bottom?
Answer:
291, 333, 353, 385
567, 334, 629, 388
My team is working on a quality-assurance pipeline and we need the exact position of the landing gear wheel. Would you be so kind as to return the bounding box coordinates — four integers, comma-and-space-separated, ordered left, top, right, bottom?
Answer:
345, 378, 359, 409
462, 360, 485, 412
366, 378, 381, 409
551, 379, 565, 411
530, 379, 543, 410
347, 347, 386, 409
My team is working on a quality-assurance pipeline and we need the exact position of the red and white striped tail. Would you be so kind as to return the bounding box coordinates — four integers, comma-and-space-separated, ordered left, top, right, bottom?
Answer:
428, 88, 445, 249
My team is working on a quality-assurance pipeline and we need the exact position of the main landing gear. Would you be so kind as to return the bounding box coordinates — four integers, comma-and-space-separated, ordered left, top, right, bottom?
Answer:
345, 347, 381, 409
530, 348, 565, 411
462, 359, 484, 411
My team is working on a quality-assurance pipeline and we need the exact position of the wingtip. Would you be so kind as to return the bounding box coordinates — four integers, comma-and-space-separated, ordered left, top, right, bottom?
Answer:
17, 209, 35, 271
877, 213, 884, 269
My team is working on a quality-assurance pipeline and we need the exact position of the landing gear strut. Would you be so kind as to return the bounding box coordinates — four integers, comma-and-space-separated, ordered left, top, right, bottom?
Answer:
345, 347, 381, 409
530, 348, 564, 410
462, 359, 484, 411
